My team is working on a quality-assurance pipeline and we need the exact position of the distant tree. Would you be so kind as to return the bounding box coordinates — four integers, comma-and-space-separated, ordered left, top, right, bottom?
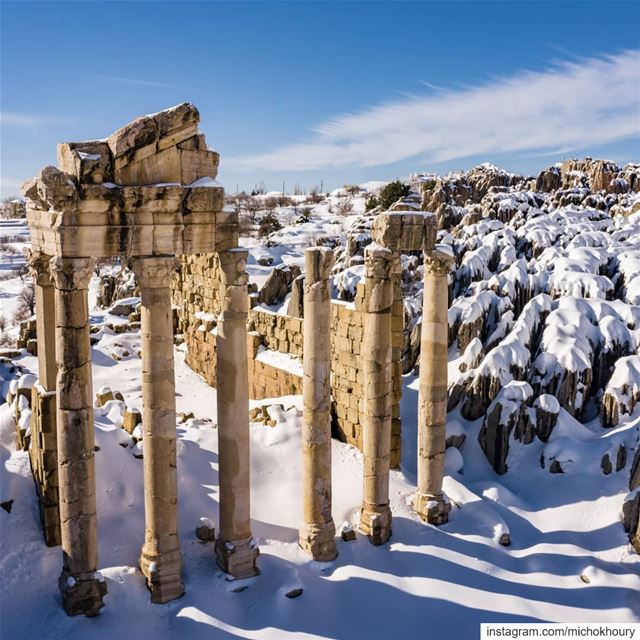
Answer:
307, 188, 323, 204
245, 196, 262, 221
258, 212, 282, 238
365, 195, 379, 212
377, 180, 411, 210
264, 197, 278, 214
277, 194, 294, 207
13, 283, 35, 322
344, 184, 361, 196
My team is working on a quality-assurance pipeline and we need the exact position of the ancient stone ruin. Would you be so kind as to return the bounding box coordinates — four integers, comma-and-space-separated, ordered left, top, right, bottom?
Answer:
20, 104, 453, 616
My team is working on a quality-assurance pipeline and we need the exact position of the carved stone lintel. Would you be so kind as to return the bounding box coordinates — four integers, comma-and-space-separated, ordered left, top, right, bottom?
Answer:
423, 249, 454, 278
50, 257, 95, 291
131, 256, 178, 289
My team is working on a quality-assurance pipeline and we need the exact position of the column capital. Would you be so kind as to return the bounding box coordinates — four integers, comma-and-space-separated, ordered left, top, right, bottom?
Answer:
305, 247, 334, 283
424, 249, 454, 277
131, 256, 178, 289
218, 249, 248, 287
49, 257, 95, 291
364, 244, 397, 281
27, 250, 53, 286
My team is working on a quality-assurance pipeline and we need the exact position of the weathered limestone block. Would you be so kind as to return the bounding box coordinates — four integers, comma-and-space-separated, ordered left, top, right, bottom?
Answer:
122, 407, 142, 434
415, 249, 455, 525
106, 103, 220, 186
215, 250, 259, 578
16, 318, 37, 351
299, 248, 337, 561
57, 141, 112, 184
372, 211, 437, 252
132, 256, 184, 604
95, 387, 115, 407
50, 256, 106, 617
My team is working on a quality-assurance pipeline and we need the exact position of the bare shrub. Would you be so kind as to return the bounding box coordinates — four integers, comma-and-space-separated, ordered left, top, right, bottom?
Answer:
277, 195, 294, 208
264, 197, 278, 215
245, 196, 262, 222
335, 198, 354, 216
307, 188, 323, 204
13, 283, 35, 322
0, 270, 18, 282
0, 332, 14, 349
2, 245, 21, 263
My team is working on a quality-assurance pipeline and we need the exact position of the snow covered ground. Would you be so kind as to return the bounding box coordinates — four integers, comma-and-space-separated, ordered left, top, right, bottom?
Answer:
1, 168, 640, 639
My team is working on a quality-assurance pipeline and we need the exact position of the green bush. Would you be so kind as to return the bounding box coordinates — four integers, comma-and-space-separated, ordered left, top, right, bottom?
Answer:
377, 180, 411, 210
365, 195, 379, 212
258, 212, 282, 238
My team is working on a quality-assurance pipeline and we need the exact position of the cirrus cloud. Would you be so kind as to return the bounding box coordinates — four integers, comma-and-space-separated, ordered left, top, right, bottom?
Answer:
226, 50, 640, 172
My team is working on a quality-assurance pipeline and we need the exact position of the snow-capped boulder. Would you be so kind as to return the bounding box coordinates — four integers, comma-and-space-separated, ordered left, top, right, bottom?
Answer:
478, 381, 534, 474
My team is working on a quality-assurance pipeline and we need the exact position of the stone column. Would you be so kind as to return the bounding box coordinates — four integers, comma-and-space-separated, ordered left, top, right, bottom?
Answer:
299, 247, 337, 561
215, 250, 259, 578
29, 251, 57, 391
28, 251, 60, 546
415, 249, 455, 525
132, 257, 184, 603
50, 256, 107, 616
359, 245, 396, 545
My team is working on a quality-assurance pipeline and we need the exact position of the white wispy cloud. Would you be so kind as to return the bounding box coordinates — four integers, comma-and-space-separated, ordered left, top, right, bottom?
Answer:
0, 112, 46, 126
226, 50, 640, 172
95, 74, 173, 88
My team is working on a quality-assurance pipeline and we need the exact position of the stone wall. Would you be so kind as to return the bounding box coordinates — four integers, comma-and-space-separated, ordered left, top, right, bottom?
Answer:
172, 253, 403, 466
29, 386, 60, 546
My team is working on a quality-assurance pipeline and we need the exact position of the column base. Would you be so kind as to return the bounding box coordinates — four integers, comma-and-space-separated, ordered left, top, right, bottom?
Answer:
140, 546, 184, 604
415, 491, 451, 526
215, 535, 260, 579
299, 521, 338, 561
58, 570, 107, 617
359, 505, 392, 546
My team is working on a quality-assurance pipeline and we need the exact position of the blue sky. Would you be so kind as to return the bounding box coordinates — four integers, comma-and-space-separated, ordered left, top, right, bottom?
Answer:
1, 0, 639, 197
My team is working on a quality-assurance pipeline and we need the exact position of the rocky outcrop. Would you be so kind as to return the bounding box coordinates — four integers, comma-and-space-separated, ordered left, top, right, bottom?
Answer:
287, 274, 305, 318
478, 381, 534, 474
602, 356, 640, 427
533, 394, 559, 442
97, 266, 138, 308
536, 166, 562, 193
257, 264, 302, 306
